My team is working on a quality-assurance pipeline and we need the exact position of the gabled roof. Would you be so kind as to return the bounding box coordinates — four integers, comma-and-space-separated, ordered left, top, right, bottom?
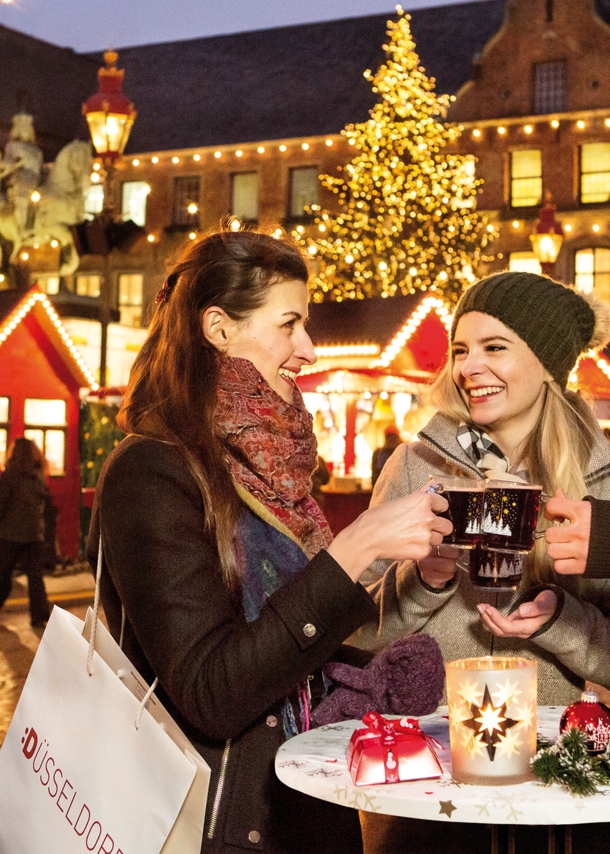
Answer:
307, 292, 451, 376
88, 1, 510, 153
307, 293, 425, 348
0, 286, 97, 389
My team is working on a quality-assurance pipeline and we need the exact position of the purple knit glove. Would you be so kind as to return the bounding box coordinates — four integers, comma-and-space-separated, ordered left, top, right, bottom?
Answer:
313, 634, 444, 726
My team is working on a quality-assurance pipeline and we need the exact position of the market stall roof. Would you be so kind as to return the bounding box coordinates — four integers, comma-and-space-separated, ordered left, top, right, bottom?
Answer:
307, 293, 451, 375
296, 366, 431, 395
574, 352, 610, 400
0, 286, 97, 389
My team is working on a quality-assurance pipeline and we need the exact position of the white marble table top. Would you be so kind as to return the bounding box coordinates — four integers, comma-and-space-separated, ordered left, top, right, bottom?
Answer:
275, 706, 610, 826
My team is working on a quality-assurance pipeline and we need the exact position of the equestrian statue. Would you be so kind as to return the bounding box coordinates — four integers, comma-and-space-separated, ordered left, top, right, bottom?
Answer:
0, 113, 92, 277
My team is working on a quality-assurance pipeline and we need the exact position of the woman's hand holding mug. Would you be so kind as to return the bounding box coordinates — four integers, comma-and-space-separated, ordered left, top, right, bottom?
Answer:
544, 488, 592, 575
327, 486, 452, 583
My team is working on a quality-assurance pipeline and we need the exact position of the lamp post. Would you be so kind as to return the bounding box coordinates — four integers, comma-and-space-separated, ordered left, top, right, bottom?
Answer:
530, 191, 564, 278
83, 49, 137, 387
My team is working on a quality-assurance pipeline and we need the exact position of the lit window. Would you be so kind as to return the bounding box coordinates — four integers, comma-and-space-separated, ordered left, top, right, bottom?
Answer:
24, 398, 67, 476
231, 172, 258, 221
118, 273, 143, 328
580, 143, 610, 204
289, 166, 319, 217
575, 248, 610, 303
33, 276, 60, 295
172, 176, 201, 226
0, 396, 9, 468
534, 61, 566, 114
510, 150, 542, 207
508, 252, 542, 275
121, 181, 150, 227
84, 184, 104, 218
76, 275, 101, 297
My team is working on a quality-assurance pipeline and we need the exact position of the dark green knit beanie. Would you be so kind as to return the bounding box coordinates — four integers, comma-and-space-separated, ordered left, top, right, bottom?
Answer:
451, 271, 609, 387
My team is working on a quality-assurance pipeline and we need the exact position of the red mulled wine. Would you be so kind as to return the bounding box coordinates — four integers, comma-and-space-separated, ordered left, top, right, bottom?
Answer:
440, 487, 486, 548
481, 482, 542, 553
429, 477, 485, 549
467, 545, 524, 590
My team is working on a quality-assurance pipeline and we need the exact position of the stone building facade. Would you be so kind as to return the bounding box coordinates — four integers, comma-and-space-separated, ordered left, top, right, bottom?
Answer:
2, 0, 610, 384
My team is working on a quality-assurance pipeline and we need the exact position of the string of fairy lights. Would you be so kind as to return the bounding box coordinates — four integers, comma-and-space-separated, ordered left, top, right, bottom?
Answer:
376, 296, 451, 367
0, 291, 98, 390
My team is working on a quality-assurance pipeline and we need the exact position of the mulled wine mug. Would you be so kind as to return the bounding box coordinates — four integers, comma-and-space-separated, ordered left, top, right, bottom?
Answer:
427, 475, 486, 556
467, 480, 545, 591
429, 476, 547, 590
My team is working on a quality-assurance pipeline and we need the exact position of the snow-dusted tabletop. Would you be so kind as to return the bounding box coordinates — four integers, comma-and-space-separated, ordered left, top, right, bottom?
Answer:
275, 707, 610, 825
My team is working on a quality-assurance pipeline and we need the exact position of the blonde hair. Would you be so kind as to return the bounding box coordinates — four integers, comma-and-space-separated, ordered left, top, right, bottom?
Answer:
427, 359, 598, 583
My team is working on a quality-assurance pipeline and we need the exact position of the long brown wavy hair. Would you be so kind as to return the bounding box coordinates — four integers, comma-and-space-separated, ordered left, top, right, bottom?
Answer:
118, 228, 309, 601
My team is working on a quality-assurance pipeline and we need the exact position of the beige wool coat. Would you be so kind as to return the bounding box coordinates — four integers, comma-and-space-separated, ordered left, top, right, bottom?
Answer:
349, 412, 610, 705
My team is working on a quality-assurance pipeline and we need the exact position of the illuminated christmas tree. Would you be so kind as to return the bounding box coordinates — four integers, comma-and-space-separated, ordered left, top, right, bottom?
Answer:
299, 7, 494, 304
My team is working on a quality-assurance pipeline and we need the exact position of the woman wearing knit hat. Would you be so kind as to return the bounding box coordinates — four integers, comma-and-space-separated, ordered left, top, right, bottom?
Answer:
351, 271, 610, 853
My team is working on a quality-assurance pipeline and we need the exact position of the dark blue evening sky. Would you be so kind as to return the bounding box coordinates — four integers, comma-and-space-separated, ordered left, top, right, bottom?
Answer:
0, 0, 481, 52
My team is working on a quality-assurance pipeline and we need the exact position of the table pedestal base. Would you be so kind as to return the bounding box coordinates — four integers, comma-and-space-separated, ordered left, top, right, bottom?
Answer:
492, 825, 572, 854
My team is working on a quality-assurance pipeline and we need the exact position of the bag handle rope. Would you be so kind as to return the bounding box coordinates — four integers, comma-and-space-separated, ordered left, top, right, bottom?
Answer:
88, 533, 159, 730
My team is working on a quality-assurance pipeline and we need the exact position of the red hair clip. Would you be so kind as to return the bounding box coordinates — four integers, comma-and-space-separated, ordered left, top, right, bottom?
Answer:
155, 274, 177, 304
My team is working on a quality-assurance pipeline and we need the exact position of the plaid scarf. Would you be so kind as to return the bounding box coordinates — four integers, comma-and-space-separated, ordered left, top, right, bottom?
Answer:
456, 423, 529, 481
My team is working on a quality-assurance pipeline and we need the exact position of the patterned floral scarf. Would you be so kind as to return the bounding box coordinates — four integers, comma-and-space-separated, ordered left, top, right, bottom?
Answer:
215, 354, 332, 558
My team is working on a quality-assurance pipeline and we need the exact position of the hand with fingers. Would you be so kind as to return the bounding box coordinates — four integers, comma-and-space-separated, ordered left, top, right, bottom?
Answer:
544, 488, 591, 575
417, 546, 464, 590
476, 589, 558, 639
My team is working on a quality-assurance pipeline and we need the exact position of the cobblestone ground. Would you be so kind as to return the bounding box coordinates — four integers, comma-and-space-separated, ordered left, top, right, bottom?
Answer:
0, 571, 97, 747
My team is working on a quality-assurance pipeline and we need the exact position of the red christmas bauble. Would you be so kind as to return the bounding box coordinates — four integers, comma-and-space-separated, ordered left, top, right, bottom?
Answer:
560, 691, 610, 754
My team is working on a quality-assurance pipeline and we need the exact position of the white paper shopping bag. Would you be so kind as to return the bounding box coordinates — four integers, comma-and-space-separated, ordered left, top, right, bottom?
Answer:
0, 605, 210, 854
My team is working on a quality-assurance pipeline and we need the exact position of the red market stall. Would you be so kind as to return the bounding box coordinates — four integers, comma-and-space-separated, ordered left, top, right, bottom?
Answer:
0, 286, 98, 558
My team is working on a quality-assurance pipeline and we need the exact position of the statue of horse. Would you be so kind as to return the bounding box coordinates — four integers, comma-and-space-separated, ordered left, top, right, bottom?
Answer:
0, 138, 92, 276
32, 139, 93, 276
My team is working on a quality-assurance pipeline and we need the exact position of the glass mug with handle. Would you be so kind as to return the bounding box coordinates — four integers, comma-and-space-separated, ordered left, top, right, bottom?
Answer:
466, 480, 546, 591
427, 475, 486, 557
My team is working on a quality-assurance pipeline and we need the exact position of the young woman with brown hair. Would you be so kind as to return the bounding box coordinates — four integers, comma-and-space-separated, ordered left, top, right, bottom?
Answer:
86, 228, 450, 854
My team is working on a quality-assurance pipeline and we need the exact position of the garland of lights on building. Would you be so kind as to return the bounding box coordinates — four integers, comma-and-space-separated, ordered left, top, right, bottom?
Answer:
295, 6, 494, 304
0, 291, 98, 390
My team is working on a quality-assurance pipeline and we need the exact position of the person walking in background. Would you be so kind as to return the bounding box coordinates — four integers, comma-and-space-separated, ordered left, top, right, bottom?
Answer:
0, 437, 52, 628
371, 425, 403, 486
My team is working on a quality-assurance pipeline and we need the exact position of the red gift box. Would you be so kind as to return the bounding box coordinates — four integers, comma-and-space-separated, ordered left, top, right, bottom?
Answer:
346, 711, 444, 786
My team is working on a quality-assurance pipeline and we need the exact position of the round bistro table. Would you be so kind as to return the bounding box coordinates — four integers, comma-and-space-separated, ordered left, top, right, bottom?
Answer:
275, 707, 608, 854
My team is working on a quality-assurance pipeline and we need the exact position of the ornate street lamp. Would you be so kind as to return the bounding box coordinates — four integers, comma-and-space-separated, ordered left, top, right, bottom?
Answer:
83, 49, 136, 167
83, 49, 137, 386
530, 191, 564, 277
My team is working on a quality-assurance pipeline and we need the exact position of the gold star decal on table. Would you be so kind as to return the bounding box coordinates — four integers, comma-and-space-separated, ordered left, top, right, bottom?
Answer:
439, 800, 457, 818
462, 684, 520, 761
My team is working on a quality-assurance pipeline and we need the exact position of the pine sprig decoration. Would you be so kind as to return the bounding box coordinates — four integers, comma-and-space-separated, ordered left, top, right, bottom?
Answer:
531, 727, 610, 796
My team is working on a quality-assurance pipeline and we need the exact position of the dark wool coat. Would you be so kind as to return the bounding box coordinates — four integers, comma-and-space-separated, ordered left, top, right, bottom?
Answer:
0, 469, 49, 543
87, 436, 377, 854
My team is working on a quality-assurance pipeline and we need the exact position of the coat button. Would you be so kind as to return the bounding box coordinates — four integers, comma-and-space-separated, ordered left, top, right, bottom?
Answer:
248, 830, 261, 843
303, 623, 316, 638
266, 715, 278, 727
